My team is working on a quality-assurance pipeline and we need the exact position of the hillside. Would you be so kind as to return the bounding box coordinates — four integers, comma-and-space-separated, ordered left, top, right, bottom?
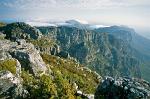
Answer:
0, 38, 101, 98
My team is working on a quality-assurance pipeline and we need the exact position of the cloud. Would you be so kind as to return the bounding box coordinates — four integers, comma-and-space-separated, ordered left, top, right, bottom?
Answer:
1, 0, 149, 10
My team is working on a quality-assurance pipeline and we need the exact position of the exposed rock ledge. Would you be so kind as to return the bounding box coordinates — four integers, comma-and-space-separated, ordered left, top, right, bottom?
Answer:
95, 76, 150, 99
0, 71, 23, 98
0, 39, 48, 75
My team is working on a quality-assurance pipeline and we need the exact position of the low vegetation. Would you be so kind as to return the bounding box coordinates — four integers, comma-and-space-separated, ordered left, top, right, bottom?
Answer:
20, 53, 100, 98
41, 53, 100, 94
0, 22, 6, 27
29, 37, 56, 48
0, 59, 17, 74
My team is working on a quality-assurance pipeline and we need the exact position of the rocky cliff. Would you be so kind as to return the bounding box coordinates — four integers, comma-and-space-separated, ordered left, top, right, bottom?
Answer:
95, 25, 150, 82
37, 26, 141, 78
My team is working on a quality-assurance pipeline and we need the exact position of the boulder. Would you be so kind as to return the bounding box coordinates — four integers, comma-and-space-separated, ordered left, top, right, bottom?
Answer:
0, 51, 12, 61
95, 76, 150, 99
0, 32, 6, 40
0, 71, 23, 98
76, 90, 94, 99
0, 39, 48, 76
10, 40, 47, 75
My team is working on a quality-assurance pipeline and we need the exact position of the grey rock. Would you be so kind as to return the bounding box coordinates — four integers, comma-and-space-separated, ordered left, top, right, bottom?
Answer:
0, 71, 23, 98
15, 59, 22, 77
16, 39, 26, 45
76, 90, 94, 99
11, 41, 47, 75
0, 50, 12, 61
0, 32, 6, 39
95, 76, 150, 99
0, 39, 48, 76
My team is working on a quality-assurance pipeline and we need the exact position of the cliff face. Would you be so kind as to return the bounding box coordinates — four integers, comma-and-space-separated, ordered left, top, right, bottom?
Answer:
37, 26, 141, 78
95, 26, 150, 82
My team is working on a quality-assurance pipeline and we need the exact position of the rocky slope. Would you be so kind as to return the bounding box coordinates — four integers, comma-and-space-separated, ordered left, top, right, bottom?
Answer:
0, 34, 101, 98
95, 77, 150, 99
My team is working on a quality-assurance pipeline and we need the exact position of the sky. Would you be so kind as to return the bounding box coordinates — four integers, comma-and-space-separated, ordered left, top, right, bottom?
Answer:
0, 0, 150, 36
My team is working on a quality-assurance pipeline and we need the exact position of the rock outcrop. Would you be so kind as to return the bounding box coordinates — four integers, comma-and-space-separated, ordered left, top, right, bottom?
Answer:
0, 71, 23, 98
1, 22, 42, 40
0, 39, 48, 75
95, 77, 150, 99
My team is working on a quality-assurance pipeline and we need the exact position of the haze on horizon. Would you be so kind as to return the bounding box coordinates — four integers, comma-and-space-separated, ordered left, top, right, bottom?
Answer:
0, 0, 150, 37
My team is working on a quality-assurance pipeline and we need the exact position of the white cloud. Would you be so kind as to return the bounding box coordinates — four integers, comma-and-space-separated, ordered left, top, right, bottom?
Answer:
1, 0, 150, 10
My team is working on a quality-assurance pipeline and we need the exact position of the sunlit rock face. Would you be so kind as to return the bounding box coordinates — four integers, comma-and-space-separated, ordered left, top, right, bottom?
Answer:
0, 39, 48, 75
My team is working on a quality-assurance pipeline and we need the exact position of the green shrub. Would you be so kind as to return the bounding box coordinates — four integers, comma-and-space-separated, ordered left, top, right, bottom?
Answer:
29, 37, 56, 48
21, 70, 58, 98
39, 74, 57, 98
53, 71, 76, 99
0, 59, 17, 74
0, 22, 6, 27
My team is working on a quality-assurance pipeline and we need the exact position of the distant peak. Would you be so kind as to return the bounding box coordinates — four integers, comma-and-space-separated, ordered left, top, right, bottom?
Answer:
66, 19, 89, 25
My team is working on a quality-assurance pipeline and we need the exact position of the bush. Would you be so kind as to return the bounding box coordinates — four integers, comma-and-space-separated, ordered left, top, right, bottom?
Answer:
0, 59, 17, 74
29, 37, 56, 48
0, 22, 6, 27
21, 70, 58, 98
